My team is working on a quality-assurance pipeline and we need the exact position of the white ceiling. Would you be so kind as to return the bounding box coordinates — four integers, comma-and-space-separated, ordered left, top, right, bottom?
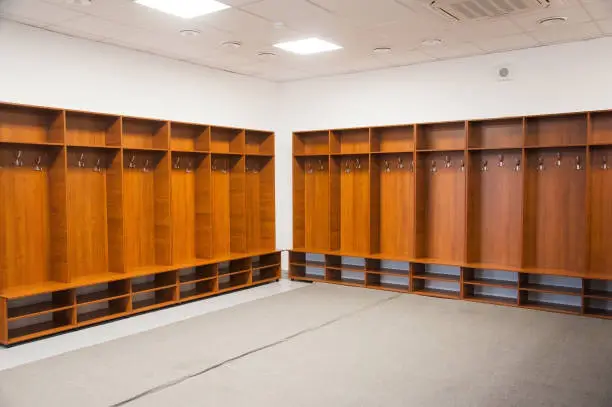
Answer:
1, 0, 611, 82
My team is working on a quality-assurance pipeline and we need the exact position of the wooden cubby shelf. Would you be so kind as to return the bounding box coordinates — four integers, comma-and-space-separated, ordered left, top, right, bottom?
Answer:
0, 102, 278, 345
291, 109, 612, 321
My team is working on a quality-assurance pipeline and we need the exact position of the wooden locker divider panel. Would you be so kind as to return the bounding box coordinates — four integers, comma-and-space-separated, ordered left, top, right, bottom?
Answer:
468, 118, 523, 149
66, 147, 117, 280
66, 112, 121, 147
170, 122, 209, 152
416, 122, 465, 151
122, 118, 169, 150
107, 148, 124, 273
371, 153, 414, 257
293, 158, 306, 249
0, 145, 68, 290
337, 155, 370, 255
294, 131, 329, 155
525, 114, 587, 147
330, 157, 341, 251
370, 126, 414, 153
0, 104, 64, 144
246, 156, 275, 252
212, 155, 231, 257
211, 127, 244, 154
415, 151, 466, 262
300, 156, 331, 251
0, 298, 7, 344
523, 148, 587, 274
171, 152, 208, 264
154, 153, 172, 265
123, 150, 166, 269
589, 146, 612, 277
195, 154, 212, 259
467, 150, 523, 268
230, 156, 247, 254
330, 128, 369, 154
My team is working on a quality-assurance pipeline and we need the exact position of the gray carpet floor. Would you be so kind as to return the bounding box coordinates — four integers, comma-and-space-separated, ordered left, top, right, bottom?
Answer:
1, 283, 611, 407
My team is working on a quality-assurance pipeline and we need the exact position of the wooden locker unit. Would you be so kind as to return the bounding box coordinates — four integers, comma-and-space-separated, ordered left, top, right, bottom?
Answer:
0, 102, 278, 345
291, 109, 612, 321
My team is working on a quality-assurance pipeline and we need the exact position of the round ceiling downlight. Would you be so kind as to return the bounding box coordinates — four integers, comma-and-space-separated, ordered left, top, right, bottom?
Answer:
221, 41, 242, 49
66, 0, 93, 5
537, 16, 568, 26
373, 47, 392, 54
421, 38, 443, 46
180, 29, 201, 37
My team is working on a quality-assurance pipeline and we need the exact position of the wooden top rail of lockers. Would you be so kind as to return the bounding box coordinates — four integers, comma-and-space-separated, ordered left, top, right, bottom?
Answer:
292, 110, 612, 280
0, 101, 276, 300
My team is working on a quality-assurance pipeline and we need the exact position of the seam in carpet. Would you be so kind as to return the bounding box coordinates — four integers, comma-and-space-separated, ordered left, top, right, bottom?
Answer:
110, 292, 401, 407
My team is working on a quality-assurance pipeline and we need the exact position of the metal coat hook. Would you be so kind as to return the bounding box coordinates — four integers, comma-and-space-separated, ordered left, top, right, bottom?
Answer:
603, 155, 609, 170
514, 158, 521, 172
318, 159, 324, 171
481, 160, 488, 172
173, 156, 181, 170
459, 159, 465, 172
128, 155, 136, 169
444, 155, 452, 169
384, 159, 391, 173
33, 156, 42, 171
355, 157, 362, 170
556, 152, 562, 167
78, 153, 86, 168
498, 154, 505, 168
345, 159, 351, 174
537, 156, 545, 172
575, 156, 583, 171
213, 159, 227, 174
306, 160, 313, 174
143, 159, 150, 173
14, 150, 23, 167
93, 158, 102, 173
186, 160, 193, 174
409, 160, 414, 172
431, 160, 437, 174
397, 156, 404, 170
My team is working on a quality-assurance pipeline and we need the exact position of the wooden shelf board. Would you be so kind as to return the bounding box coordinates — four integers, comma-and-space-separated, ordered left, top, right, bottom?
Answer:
8, 322, 75, 344
412, 258, 464, 267
416, 148, 465, 152
170, 148, 209, 154
326, 279, 365, 288
412, 273, 460, 282
583, 290, 612, 300
464, 279, 518, 289
0, 140, 64, 147
330, 152, 369, 156
126, 265, 176, 278
131, 298, 176, 314
293, 153, 329, 157
366, 283, 409, 293
246, 152, 274, 157
521, 301, 581, 315
467, 146, 522, 151
179, 289, 216, 302
370, 150, 414, 154
218, 283, 249, 293
252, 262, 281, 270
77, 292, 130, 306
1, 282, 72, 299
366, 268, 410, 277
132, 282, 177, 294
210, 151, 243, 156
412, 288, 460, 299
290, 261, 326, 268
71, 272, 130, 286
8, 303, 74, 322
251, 276, 279, 285
464, 295, 517, 307
66, 144, 121, 150
178, 275, 217, 284
464, 262, 523, 273
519, 283, 582, 296
326, 265, 365, 273
291, 275, 325, 282
218, 268, 251, 277
77, 308, 128, 326
584, 308, 612, 319
123, 146, 168, 152
524, 144, 586, 149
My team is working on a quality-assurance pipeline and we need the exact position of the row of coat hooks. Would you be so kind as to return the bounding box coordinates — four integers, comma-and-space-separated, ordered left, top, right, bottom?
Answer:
7, 150, 46, 171
383, 156, 413, 173
535, 153, 583, 171
211, 158, 261, 173
127, 154, 154, 172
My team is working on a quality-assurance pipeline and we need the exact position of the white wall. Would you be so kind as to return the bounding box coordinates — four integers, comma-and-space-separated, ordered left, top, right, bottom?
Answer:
276, 36, 612, 252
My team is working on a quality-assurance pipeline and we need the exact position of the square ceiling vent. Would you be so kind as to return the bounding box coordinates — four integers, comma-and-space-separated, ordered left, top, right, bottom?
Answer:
430, 0, 550, 21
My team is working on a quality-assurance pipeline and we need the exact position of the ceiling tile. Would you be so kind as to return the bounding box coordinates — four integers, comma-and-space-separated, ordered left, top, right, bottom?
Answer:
442, 18, 523, 43
0, 0, 86, 26
596, 17, 612, 34
581, 0, 612, 20
529, 21, 602, 44
474, 33, 539, 52
242, 0, 343, 34
422, 42, 483, 59
309, 0, 418, 28
47, 15, 137, 42
374, 49, 436, 67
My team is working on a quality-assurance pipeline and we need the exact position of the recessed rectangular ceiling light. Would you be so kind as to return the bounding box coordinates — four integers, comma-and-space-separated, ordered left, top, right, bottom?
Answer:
273, 38, 342, 55
134, 0, 230, 19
